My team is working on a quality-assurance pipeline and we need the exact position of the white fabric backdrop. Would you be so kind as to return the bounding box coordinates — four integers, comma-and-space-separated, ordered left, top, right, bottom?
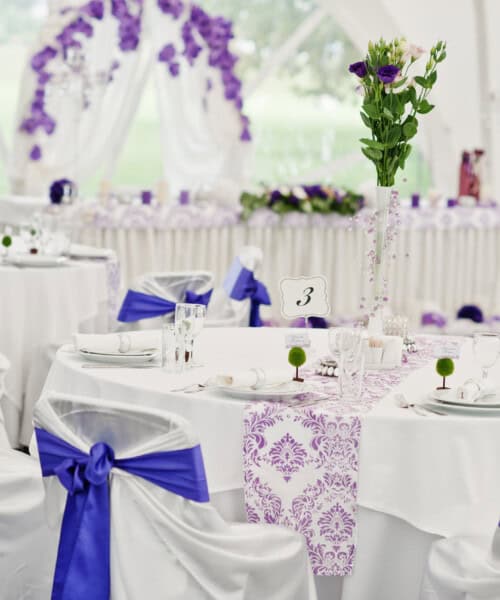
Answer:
77, 219, 500, 324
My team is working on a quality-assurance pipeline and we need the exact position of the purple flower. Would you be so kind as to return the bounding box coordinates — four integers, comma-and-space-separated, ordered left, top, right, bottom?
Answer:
303, 184, 328, 199
82, 0, 104, 19
49, 178, 73, 204
169, 62, 180, 76
158, 43, 176, 62
348, 61, 367, 78
31, 46, 57, 72
30, 145, 42, 161
377, 64, 400, 84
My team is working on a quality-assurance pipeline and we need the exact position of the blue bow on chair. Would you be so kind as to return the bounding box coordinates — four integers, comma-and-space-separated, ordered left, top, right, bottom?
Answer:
117, 288, 213, 323
223, 258, 271, 327
35, 427, 209, 600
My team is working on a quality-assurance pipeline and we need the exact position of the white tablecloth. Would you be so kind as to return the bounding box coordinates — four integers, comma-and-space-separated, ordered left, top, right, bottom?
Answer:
0, 260, 113, 446
42, 328, 500, 600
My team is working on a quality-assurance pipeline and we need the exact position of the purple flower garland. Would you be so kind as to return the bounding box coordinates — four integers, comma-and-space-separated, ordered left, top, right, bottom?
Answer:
20, 0, 143, 161
157, 1, 251, 141
21, 0, 249, 163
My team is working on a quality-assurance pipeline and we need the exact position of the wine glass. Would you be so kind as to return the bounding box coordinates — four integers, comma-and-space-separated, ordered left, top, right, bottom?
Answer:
473, 333, 500, 382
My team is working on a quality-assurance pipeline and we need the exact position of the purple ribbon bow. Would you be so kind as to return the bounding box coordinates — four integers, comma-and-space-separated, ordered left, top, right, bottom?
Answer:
35, 427, 209, 600
223, 258, 271, 327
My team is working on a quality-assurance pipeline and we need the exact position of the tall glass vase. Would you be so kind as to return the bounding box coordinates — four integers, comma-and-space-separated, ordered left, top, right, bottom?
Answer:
367, 185, 393, 334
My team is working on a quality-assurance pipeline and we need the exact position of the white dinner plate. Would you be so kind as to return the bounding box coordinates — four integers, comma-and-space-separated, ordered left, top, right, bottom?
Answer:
79, 348, 158, 364
429, 387, 500, 408
5, 254, 68, 268
215, 381, 310, 401
66, 244, 114, 260
423, 397, 500, 417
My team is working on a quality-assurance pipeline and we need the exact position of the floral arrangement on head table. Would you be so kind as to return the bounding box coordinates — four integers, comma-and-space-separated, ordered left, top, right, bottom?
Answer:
349, 38, 446, 187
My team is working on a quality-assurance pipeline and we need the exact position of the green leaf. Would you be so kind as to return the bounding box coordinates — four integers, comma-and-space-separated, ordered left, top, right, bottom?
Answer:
391, 76, 408, 89
386, 125, 402, 147
408, 86, 418, 109
360, 111, 371, 128
428, 71, 437, 85
403, 122, 418, 139
360, 138, 386, 150
417, 99, 435, 114
437, 50, 447, 62
382, 107, 394, 120
398, 143, 412, 169
362, 147, 383, 161
414, 75, 431, 89
363, 103, 380, 119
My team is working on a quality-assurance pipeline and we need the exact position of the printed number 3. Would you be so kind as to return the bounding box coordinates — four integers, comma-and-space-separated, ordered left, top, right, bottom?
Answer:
296, 286, 314, 307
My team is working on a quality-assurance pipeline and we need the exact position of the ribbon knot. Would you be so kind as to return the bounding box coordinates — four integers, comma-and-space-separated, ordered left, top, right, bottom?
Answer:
53, 443, 115, 495
85, 442, 115, 485
223, 259, 271, 327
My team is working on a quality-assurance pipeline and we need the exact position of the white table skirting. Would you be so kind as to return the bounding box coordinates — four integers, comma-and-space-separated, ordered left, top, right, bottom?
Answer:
72, 205, 500, 324
42, 328, 500, 599
0, 260, 115, 446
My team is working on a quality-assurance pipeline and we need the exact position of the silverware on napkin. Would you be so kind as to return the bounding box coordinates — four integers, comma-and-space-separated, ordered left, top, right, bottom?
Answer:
394, 393, 444, 416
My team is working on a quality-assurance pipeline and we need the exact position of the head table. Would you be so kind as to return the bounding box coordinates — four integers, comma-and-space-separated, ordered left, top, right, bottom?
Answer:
42, 327, 500, 600
0, 259, 119, 447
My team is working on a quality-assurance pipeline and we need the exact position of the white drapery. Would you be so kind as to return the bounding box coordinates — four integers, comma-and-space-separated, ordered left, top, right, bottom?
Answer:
10, 0, 251, 199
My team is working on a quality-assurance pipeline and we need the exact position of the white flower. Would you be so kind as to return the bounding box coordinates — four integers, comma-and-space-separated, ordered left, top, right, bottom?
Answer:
3, 226, 12, 236
402, 41, 426, 62
292, 186, 308, 200
279, 186, 291, 196
355, 85, 365, 97
385, 73, 406, 94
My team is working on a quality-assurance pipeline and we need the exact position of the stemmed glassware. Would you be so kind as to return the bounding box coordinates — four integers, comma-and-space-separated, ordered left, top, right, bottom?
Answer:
473, 333, 500, 383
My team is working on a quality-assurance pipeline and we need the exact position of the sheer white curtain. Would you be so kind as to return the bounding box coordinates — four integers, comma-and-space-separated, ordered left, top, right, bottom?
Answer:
10, 4, 152, 195
148, 4, 251, 200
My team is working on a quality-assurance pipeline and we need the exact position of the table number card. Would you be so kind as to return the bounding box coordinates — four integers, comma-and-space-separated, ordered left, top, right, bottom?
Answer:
279, 276, 330, 321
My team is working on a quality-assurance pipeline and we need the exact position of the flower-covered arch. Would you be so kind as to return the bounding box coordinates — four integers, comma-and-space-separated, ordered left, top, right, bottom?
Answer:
11, 0, 251, 197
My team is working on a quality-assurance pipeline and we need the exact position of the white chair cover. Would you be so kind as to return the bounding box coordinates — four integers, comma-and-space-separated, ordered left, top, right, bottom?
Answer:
32, 392, 317, 599
0, 354, 12, 448
206, 246, 263, 328
121, 270, 214, 330
0, 448, 56, 599
420, 531, 500, 600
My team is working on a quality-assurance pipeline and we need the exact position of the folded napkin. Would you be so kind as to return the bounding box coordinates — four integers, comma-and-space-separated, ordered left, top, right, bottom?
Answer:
215, 369, 290, 389
73, 331, 161, 354
455, 379, 497, 403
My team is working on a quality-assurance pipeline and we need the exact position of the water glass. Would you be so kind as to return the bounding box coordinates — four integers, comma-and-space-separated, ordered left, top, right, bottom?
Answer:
473, 333, 500, 381
339, 346, 365, 401
161, 322, 177, 372
175, 303, 206, 369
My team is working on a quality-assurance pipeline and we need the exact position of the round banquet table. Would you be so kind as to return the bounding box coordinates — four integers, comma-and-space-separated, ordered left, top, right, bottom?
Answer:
0, 259, 117, 447
43, 328, 500, 600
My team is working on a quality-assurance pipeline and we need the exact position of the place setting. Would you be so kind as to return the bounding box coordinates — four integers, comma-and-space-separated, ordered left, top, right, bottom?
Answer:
2, 5, 500, 600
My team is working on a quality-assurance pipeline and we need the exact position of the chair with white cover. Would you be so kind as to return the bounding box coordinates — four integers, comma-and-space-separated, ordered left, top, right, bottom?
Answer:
0, 354, 13, 448
420, 525, 500, 600
206, 246, 270, 327
117, 270, 214, 329
0, 448, 56, 599
31, 392, 317, 599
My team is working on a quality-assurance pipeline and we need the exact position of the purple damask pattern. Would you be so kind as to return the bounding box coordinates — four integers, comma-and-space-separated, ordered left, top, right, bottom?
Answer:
243, 338, 453, 576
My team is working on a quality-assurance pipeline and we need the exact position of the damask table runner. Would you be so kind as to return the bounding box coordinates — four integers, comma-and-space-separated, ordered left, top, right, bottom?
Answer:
243, 338, 449, 576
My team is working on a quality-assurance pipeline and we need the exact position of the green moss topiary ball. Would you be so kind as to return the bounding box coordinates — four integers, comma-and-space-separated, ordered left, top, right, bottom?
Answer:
288, 346, 306, 368
436, 357, 455, 378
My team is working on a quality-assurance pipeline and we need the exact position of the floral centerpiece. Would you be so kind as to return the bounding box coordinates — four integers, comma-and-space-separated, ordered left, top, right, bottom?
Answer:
348, 38, 446, 332
240, 185, 363, 220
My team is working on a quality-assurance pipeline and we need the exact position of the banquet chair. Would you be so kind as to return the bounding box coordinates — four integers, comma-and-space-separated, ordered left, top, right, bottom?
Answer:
31, 392, 317, 600
420, 525, 500, 600
0, 354, 12, 448
0, 448, 56, 599
117, 270, 214, 330
206, 246, 268, 327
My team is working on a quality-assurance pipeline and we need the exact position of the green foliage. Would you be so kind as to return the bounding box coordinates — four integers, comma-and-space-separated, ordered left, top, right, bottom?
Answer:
1, 235, 12, 248
436, 358, 455, 378
288, 347, 306, 368
350, 37, 446, 186
240, 185, 363, 220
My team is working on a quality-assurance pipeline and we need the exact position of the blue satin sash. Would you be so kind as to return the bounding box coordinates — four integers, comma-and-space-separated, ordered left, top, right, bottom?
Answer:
117, 288, 212, 322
